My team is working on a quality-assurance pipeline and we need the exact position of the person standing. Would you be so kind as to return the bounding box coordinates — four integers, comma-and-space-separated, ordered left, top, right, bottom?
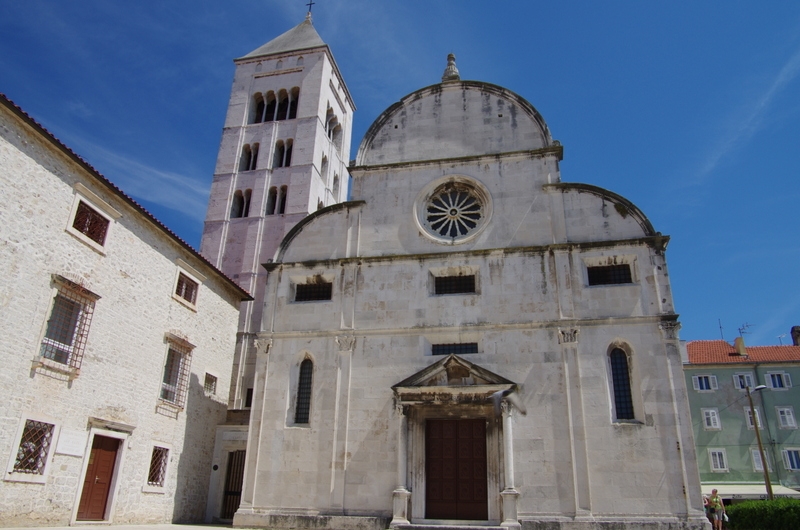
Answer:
708, 489, 725, 530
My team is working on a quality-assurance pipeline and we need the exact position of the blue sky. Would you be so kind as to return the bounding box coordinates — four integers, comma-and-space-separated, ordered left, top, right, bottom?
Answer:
2, 1, 799, 345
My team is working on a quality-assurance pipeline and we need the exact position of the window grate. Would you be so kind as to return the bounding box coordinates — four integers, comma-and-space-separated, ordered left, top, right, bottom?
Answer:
432, 343, 479, 356
147, 446, 169, 486
295, 282, 332, 302
14, 420, 55, 474
160, 344, 192, 408
175, 273, 198, 305
73, 201, 109, 245
434, 275, 476, 295
41, 286, 95, 369
610, 349, 634, 420
204, 373, 217, 395
587, 264, 632, 286
295, 359, 313, 424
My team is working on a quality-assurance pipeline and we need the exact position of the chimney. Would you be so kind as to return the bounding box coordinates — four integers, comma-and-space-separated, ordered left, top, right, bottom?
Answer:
734, 336, 747, 356
792, 326, 800, 346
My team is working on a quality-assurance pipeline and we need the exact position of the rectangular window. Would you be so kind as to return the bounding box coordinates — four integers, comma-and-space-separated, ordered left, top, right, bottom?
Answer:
733, 372, 755, 390
245, 388, 253, 408
204, 373, 217, 395
709, 449, 728, 472
587, 264, 632, 286
745, 407, 763, 429
767, 372, 792, 390
72, 201, 110, 246
692, 374, 717, 392
702, 408, 721, 430
752, 449, 772, 472
784, 449, 800, 471
12, 420, 55, 475
295, 282, 332, 302
778, 407, 797, 429
147, 446, 169, 487
175, 272, 198, 305
432, 343, 479, 356
160, 342, 192, 408
434, 275, 476, 295
40, 278, 98, 371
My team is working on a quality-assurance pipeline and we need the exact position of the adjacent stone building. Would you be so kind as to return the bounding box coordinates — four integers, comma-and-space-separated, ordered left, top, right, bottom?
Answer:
0, 94, 250, 525
209, 17, 707, 530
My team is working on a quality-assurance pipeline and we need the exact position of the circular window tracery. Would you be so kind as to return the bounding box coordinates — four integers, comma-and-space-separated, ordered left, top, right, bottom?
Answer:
414, 177, 492, 244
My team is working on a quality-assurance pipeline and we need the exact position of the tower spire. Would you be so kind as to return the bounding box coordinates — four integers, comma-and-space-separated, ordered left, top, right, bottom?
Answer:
441, 53, 460, 82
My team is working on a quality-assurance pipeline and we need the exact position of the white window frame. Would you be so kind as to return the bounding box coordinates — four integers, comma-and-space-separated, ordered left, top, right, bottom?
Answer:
692, 374, 718, 392
4, 414, 61, 484
733, 372, 755, 390
702, 408, 721, 430
783, 448, 800, 471
66, 184, 121, 254
142, 442, 172, 494
765, 371, 792, 390
777, 406, 797, 429
744, 406, 764, 430
752, 449, 773, 472
709, 448, 728, 472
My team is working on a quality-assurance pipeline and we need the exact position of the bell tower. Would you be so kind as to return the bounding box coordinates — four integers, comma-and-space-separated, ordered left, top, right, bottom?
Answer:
200, 14, 355, 408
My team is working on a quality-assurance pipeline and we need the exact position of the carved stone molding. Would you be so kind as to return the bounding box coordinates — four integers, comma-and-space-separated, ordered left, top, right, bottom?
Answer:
254, 338, 272, 356
558, 328, 579, 344
659, 320, 681, 340
335, 335, 356, 352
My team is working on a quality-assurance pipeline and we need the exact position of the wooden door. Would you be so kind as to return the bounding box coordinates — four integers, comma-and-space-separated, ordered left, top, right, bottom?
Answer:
77, 435, 119, 520
426, 419, 488, 520
221, 450, 246, 519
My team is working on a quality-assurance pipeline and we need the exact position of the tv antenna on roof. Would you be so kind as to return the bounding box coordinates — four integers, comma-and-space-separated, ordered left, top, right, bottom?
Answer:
778, 334, 787, 345
718, 319, 724, 341
738, 323, 751, 337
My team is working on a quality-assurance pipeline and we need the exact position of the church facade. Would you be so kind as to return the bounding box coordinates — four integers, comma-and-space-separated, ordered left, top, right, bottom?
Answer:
206, 17, 707, 530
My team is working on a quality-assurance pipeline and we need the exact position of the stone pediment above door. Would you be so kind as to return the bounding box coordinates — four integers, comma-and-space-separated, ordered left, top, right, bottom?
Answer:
392, 354, 518, 405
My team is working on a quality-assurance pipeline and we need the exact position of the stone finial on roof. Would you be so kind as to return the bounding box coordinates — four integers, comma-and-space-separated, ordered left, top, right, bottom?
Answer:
441, 53, 460, 82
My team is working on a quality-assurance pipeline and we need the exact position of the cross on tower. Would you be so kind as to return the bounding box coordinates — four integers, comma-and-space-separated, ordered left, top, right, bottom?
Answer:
306, 0, 315, 13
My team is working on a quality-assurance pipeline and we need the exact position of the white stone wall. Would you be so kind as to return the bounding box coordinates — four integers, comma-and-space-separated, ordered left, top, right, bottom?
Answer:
0, 104, 242, 525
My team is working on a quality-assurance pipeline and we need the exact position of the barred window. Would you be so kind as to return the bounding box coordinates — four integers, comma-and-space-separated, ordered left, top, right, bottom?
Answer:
175, 273, 198, 305
160, 342, 192, 408
432, 343, 479, 356
609, 348, 634, 420
294, 359, 313, 424
72, 201, 110, 246
434, 275, 475, 295
147, 446, 169, 487
204, 373, 217, 395
587, 264, 632, 286
295, 282, 332, 302
40, 280, 97, 370
13, 420, 55, 475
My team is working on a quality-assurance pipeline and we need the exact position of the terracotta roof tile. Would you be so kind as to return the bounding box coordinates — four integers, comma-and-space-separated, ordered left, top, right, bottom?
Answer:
687, 340, 800, 365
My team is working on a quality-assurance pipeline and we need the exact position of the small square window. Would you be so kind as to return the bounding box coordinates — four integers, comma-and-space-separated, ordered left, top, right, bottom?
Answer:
692, 374, 717, 392
784, 449, 800, 471
13, 420, 55, 475
295, 282, 332, 302
733, 372, 755, 390
204, 373, 217, 395
587, 264, 632, 286
432, 343, 479, 355
709, 449, 728, 472
147, 446, 169, 487
434, 275, 476, 295
766, 372, 792, 390
175, 273, 198, 305
72, 201, 110, 246
702, 408, 721, 430
777, 407, 797, 429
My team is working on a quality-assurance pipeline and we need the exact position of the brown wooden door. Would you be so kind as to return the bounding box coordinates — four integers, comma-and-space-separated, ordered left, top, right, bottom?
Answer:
77, 435, 119, 520
221, 450, 246, 519
426, 419, 488, 520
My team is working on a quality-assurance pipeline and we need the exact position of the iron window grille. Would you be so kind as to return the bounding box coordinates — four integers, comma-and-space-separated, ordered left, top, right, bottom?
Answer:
72, 201, 110, 246
160, 343, 192, 408
147, 446, 169, 487
13, 420, 55, 474
587, 264, 632, 286
40, 280, 97, 370
175, 273, 198, 305
434, 275, 476, 295
609, 348, 634, 420
294, 359, 313, 424
295, 282, 332, 302
204, 373, 217, 395
432, 343, 479, 356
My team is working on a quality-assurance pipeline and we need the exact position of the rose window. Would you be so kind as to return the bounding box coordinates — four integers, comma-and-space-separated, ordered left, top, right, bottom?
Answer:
425, 184, 484, 239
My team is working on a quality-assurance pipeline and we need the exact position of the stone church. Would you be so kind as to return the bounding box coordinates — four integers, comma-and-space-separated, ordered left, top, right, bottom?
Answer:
201, 15, 707, 530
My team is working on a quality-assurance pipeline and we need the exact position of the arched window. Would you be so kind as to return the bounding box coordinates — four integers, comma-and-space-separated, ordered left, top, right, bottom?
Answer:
266, 187, 277, 215
264, 91, 277, 122
332, 124, 343, 152
284, 139, 293, 167
317, 199, 324, 211
243, 189, 252, 217
275, 60, 283, 70
296, 56, 304, 66
230, 190, 244, 219
332, 174, 339, 199
325, 106, 335, 136
277, 89, 289, 121
288, 87, 300, 119
294, 359, 313, 424
278, 186, 287, 214
240, 145, 252, 172
252, 93, 265, 124
274, 141, 285, 168
609, 348, 634, 420
320, 155, 328, 178
250, 143, 259, 170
